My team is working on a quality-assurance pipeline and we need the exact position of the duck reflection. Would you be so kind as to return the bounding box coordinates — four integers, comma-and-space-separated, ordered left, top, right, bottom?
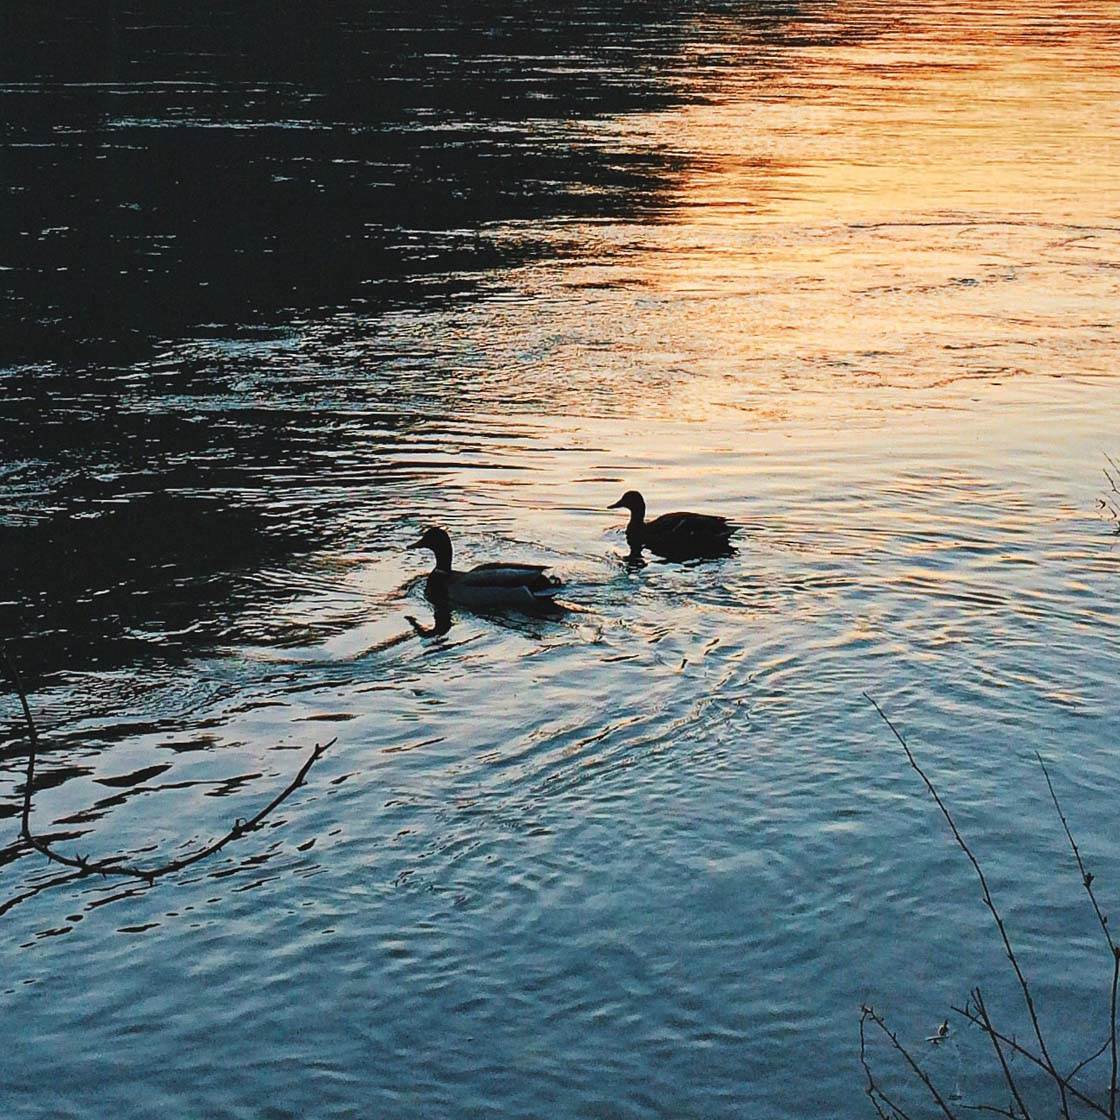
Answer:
405, 601, 453, 639
404, 593, 568, 642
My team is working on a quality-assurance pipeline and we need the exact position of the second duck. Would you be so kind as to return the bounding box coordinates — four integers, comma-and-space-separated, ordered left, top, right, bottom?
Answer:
608, 489, 735, 560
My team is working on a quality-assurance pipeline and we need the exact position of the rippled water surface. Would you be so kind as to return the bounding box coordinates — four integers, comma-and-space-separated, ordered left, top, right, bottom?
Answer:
2, 2, 1119, 1117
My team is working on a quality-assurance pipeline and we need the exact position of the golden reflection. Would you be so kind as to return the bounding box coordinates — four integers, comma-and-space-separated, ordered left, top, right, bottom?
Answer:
557, 0, 1120, 425
666, 0, 1119, 220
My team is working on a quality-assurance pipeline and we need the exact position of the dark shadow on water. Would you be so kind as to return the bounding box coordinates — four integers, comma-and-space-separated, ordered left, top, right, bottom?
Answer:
0, 1, 732, 363
0, 1, 816, 682
0, 492, 316, 681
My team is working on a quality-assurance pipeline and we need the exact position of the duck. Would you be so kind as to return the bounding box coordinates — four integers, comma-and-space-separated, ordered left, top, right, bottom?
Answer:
406, 526, 563, 609
608, 490, 735, 560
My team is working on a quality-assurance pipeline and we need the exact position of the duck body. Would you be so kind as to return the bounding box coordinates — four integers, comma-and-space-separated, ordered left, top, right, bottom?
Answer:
609, 490, 734, 560
408, 527, 562, 609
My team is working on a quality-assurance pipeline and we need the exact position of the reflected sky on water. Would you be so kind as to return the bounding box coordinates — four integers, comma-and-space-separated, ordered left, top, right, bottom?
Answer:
1, 2, 1119, 1117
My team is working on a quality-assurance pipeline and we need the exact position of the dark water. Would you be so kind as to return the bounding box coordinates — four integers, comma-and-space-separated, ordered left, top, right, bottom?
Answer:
2, 2, 1120, 1117
0, 0, 791, 675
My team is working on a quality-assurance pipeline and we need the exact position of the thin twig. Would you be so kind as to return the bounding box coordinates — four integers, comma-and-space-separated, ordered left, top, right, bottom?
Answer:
1067, 1035, 1111, 1085
1036, 752, 1114, 952
0, 866, 86, 918
1105, 453, 1120, 489
973, 988, 1032, 1120
865, 694, 1071, 1120
952, 1003, 1109, 1117
1111, 949, 1119, 1120
861, 1005, 960, 1120
1, 644, 332, 887
860, 1006, 918, 1120
1035, 750, 1119, 1120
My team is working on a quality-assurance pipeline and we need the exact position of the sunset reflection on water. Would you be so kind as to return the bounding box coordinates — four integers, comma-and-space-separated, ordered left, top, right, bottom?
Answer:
548, 0, 1120, 429
2, 3, 1119, 1118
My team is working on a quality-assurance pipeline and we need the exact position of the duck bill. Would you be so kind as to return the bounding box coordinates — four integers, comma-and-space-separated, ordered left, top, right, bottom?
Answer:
607, 499, 625, 509
405, 537, 425, 550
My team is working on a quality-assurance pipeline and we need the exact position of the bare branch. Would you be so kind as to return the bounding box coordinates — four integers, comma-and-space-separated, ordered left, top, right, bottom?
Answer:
1036, 752, 1114, 952
861, 1005, 960, 1120
1, 644, 332, 890
1035, 750, 1120, 1120
952, 1003, 1108, 1117
860, 1006, 918, 1120
0, 866, 86, 918
1066, 1035, 1110, 1084
865, 694, 1071, 1119
973, 988, 1032, 1120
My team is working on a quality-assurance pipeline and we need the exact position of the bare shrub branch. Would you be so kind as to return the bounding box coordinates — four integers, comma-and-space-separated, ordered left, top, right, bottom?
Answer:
864, 693, 1070, 1119
1066, 1035, 1110, 1085
860, 1005, 960, 1120
1035, 750, 1120, 1120
1, 644, 332, 890
1036, 752, 1114, 954
950, 1001, 1108, 1118
972, 988, 1032, 1120
860, 1005, 919, 1120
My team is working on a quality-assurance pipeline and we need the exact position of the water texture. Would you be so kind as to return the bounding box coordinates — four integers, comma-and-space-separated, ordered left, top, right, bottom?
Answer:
1, 2, 1119, 1117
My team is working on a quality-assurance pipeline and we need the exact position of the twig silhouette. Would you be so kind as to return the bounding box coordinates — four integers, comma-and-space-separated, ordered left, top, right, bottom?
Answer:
0, 866, 86, 918
860, 1005, 918, 1120
1036, 750, 1120, 1120
2, 644, 332, 888
860, 1004, 959, 1120
1100, 455, 1120, 529
1067, 1035, 1111, 1086
950, 1000, 1108, 1117
1037, 752, 1114, 953
861, 695, 1120, 1118
863, 693, 1070, 1119
971, 987, 1031, 1120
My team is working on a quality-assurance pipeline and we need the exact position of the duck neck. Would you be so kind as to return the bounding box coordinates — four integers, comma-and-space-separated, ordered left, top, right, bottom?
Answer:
431, 537, 452, 572
626, 504, 645, 546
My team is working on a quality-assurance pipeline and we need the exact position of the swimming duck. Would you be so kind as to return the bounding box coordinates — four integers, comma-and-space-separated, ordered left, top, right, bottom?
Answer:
608, 490, 734, 559
407, 527, 562, 608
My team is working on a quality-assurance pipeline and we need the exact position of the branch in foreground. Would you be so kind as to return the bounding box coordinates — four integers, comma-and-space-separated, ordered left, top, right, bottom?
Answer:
2, 644, 332, 887
1036, 751, 1114, 954
950, 1001, 1109, 1118
1036, 749, 1120, 1120
860, 1005, 917, 1120
863, 693, 1071, 1120
971, 987, 1032, 1120
861, 1004, 958, 1120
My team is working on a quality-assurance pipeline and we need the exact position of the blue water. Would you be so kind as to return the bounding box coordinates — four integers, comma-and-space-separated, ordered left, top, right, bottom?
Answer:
2, 2, 1120, 1116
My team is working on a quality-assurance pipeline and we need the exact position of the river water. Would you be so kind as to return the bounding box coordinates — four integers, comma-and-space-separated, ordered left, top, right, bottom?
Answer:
2, 2, 1119, 1117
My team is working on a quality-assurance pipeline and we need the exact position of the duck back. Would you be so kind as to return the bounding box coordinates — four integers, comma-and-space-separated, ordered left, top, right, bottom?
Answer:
642, 511, 734, 559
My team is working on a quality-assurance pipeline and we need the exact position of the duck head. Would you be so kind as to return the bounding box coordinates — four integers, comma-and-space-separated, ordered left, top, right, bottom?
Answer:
407, 526, 453, 571
608, 490, 646, 521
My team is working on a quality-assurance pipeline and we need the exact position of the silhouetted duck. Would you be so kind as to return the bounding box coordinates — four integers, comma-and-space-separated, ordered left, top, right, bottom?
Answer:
608, 490, 734, 560
407, 527, 562, 608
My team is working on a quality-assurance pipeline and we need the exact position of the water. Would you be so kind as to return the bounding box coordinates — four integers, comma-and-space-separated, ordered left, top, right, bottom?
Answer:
2, 2, 1119, 1116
